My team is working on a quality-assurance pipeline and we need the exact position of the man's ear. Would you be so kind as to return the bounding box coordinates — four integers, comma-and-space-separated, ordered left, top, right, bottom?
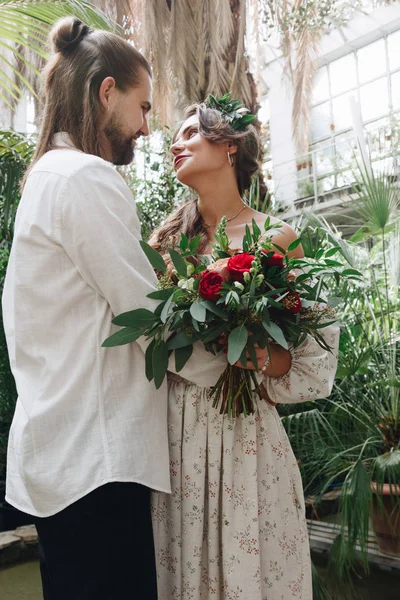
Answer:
99, 76, 116, 112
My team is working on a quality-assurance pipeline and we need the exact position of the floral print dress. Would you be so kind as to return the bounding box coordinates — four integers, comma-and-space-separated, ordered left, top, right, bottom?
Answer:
151, 325, 339, 600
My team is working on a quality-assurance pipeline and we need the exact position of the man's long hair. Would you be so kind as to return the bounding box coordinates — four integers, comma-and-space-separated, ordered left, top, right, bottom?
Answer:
22, 17, 151, 188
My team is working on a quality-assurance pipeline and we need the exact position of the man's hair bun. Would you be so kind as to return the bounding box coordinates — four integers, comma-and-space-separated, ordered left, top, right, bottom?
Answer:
50, 17, 91, 55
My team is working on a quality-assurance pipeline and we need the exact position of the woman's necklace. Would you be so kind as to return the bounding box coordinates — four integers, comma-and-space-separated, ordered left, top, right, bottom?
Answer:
201, 203, 247, 228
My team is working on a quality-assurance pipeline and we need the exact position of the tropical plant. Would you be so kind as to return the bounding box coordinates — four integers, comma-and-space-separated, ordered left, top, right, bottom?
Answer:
0, 130, 35, 475
278, 160, 400, 594
0, 0, 114, 113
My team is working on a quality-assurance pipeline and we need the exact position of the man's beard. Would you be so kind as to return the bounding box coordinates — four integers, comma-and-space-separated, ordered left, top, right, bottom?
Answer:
103, 112, 136, 166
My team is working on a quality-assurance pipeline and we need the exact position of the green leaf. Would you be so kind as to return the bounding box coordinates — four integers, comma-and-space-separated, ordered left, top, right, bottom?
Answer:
140, 240, 167, 273
160, 293, 175, 324
189, 234, 202, 253
168, 248, 188, 278
190, 299, 207, 322
315, 248, 325, 260
112, 308, 156, 329
201, 301, 228, 320
272, 243, 286, 254
152, 341, 169, 389
179, 233, 189, 251
287, 238, 302, 252
175, 344, 193, 372
145, 339, 156, 382
245, 224, 252, 248
247, 340, 258, 370
147, 288, 174, 300
342, 268, 363, 276
168, 331, 194, 349
227, 324, 248, 365
251, 218, 261, 243
325, 247, 341, 257
102, 327, 143, 347
262, 321, 289, 349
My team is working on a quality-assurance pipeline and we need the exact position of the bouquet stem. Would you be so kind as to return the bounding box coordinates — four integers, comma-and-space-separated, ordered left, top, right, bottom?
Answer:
209, 365, 262, 417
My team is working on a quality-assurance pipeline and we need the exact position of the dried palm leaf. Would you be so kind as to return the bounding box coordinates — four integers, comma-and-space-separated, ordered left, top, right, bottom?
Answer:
231, 0, 252, 108
291, 1, 319, 154
143, 0, 174, 125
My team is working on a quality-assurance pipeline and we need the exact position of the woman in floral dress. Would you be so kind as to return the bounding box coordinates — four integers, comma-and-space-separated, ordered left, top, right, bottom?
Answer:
150, 99, 339, 600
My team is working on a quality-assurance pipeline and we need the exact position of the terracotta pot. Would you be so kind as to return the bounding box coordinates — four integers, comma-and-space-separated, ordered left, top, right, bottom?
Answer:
371, 482, 400, 555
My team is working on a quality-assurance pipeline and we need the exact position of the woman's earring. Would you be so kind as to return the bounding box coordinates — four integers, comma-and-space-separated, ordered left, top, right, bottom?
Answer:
227, 151, 234, 167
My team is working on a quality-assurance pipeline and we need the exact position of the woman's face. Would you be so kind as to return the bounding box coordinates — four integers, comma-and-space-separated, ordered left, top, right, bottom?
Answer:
170, 114, 234, 187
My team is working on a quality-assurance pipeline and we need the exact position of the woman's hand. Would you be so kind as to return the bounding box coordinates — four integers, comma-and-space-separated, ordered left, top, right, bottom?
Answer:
234, 343, 292, 377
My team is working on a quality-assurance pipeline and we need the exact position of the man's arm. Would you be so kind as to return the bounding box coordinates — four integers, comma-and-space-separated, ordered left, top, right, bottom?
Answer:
58, 161, 226, 387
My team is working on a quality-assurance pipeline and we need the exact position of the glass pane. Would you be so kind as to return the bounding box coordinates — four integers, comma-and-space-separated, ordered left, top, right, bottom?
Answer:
313, 143, 334, 177
360, 78, 389, 121
391, 70, 400, 110
332, 91, 358, 131
312, 66, 329, 104
330, 53, 357, 96
358, 39, 386, 84
310, 101, 332, 140
388, 30, 400, 72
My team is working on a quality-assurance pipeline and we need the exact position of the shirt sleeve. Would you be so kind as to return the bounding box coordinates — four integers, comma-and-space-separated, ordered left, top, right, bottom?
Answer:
262, 324, 340, 404
57, 161, 226, 388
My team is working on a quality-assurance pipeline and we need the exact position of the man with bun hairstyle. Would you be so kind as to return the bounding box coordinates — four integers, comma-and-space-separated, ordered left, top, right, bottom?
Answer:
2, 17, 229, 600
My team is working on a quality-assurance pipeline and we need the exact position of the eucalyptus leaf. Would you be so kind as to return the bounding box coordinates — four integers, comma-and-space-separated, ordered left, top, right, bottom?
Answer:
227, 324, 248, 365
175, 344, 193, 372
161, 294, 175, 324
102, 327, 143, 347
190, 299, 207, 322
112, 308, 156, 329
201, 301, 229, 320
262, 321, 289, 349
169, 248, 188, 278
145, 339, 156, 382
140, 240, 167, 273
152, 341, 169, 389
147, 288, 174, 300
168, 330, 194, 349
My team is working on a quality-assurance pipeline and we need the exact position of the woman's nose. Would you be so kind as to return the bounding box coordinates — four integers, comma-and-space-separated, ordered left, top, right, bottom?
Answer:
170, 140, 184, 155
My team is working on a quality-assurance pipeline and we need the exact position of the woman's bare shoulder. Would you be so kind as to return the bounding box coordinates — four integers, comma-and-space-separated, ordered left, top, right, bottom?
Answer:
250, 210, 303, 257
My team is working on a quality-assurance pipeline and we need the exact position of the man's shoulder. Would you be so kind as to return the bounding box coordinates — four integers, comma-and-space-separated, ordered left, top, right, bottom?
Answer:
31, 148, 118, 182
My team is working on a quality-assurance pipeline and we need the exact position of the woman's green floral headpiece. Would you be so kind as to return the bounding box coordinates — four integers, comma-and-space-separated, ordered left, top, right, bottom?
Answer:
205, 92, 256, 131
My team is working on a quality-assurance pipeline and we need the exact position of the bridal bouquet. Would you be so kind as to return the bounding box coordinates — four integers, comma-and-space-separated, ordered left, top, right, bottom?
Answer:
103, 217, 360, 417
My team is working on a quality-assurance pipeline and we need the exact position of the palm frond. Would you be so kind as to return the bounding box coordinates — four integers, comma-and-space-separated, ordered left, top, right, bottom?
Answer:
0, 0, 116, 110
311, 562, 333, 600
352, 158, 399, 234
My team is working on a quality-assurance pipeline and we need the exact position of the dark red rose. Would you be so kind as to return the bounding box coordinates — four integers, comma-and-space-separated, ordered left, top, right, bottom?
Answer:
227, 253, 254, 282
263, 252, 284, 268
282, 291, 302, 314
199, 270, 224, 301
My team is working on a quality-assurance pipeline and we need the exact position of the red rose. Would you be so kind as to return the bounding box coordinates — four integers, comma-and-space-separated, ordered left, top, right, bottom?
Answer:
282, 291, 302, 314
199, 270, 224, 302
263, 252, 284, 268
227, 253, 255, 282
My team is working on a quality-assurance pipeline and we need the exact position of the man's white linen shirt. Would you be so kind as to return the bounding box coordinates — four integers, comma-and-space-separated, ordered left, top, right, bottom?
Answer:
2, 133, 226, 517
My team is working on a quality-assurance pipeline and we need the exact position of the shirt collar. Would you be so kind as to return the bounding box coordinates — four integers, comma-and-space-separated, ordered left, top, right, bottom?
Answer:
51, 132, 78, 150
